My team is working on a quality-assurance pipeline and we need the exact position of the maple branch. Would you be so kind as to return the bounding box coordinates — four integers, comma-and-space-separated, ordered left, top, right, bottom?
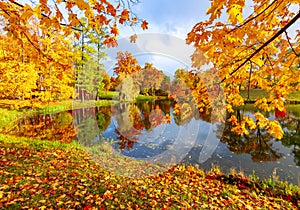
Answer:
10, 0, 82, 32
265, 53, 275, 71
22, 31, 49, 59
220, 11, 300, 83
246, 61, 253, 103
229, 0, 278, 34
284, 31, 299, 57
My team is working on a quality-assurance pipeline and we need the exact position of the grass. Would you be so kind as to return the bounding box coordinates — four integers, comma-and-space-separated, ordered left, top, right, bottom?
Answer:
286, 104, 300, 118
0, 134, 299, 209
98, 91, 119, 99
136, 94, 156, 101
98, 91, 168, 102
240, 89, 300, 103
0, 108, 27, 132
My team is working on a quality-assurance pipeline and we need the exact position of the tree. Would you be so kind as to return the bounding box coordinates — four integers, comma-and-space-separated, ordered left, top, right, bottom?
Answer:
113, 51, 142, 79
186, 0, 300, 139
113, 51, 141, 100
139, 63, 165, 96
0, 0, 147, 49
73, 18, 107, 102
0, 13, 77, 108
0, 0, 147, 107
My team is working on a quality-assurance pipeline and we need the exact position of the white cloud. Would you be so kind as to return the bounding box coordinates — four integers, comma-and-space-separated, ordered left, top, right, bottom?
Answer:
104, 33, 197, 76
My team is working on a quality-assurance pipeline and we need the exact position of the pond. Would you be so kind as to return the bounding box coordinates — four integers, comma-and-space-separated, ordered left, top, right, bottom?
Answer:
16, 100, 300, 184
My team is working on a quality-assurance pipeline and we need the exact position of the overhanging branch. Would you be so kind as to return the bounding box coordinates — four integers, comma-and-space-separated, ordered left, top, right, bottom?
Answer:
9, 0, 82, 32
220, 11, 300, 83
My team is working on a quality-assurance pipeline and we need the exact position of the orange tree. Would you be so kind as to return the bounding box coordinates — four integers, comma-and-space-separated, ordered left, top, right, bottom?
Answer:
112, 51, 142, 90
187, 0, 300, 139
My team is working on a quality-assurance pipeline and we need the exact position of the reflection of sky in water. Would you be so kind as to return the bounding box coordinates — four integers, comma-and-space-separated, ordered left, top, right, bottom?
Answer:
76, 105, 300, 185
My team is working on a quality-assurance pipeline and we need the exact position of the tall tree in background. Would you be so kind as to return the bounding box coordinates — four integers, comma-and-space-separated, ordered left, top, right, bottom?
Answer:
139, 63, 164, 96
187, 0, 300, 139
74, 18, 107, 102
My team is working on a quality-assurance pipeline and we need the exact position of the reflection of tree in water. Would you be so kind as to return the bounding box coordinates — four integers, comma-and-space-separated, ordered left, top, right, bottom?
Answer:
173, 102, 203, 126
95, 106, 112, 132
222, 107, 300, 165
220, 109, 283, 162
277, 113, 300, 166
113, 103, 143, 150
115, 129, 139, 150
75, 108, 100, 147
17, 111, 76, 143
113, 101, 174, 150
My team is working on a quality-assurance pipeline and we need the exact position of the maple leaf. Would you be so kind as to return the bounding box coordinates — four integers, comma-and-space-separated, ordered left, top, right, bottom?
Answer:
106, 3, 116, 17
103, 37, 118, 48
95, 14, 108, 26
141, 20, 148, 30
66, 1, 74, 11
129, 34, 137, 43
55, 5, 63, 21
75, 0, 89, 11
110, 23, 119, 35
93, 2, 105, 13
119, 9, 129, 24
130, 17, 138, 26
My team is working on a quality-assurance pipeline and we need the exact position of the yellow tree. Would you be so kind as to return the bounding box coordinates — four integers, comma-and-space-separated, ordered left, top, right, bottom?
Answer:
187, 0, 300, 139
0, 0, 147, 107
0, 10, 78, 108
0, 0, 147, 49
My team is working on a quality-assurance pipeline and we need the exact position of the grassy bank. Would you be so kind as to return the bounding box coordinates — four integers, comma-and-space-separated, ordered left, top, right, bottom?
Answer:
98, 91, 168, 102
0, 134, 299, 209
0, 108, 25, 132
241, 89, 300, 103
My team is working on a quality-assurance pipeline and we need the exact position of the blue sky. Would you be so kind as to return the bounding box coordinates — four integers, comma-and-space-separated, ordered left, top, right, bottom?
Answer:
125, 0, 210, 38
105, 0, 211, 76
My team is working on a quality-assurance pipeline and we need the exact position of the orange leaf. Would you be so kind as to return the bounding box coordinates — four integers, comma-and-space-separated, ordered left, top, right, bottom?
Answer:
93, 2, 105, 13
141, 20, 148, 30
119, 9, 129, 24
129, 34, 137, 43
106, 4, 116, 17
74, 32, 80, 39
110, 23, 119, 35
66, 1, 73, 11
103, 37, 118, 48
130, 17, 138, 26
55, 5, 63, 21
95, 14, 108, 26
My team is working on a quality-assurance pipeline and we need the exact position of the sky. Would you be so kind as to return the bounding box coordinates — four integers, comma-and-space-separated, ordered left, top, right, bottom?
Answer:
105, 0, 211, 76
119, 0, 210, 38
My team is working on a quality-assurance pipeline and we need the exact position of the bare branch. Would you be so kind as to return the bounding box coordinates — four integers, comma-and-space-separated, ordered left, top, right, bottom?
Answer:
285, 31, 299, 57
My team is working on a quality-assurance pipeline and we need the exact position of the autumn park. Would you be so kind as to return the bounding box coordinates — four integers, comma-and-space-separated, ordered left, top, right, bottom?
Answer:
1, 0, 300, 209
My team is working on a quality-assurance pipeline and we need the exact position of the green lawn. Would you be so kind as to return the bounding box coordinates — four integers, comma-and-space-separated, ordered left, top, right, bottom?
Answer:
240, 89, 300, 103
98, 91, 168, 102
0, 134, 299, 209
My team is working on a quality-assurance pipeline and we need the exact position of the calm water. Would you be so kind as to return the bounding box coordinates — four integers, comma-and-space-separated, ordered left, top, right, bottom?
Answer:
16, 101, 300, 184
